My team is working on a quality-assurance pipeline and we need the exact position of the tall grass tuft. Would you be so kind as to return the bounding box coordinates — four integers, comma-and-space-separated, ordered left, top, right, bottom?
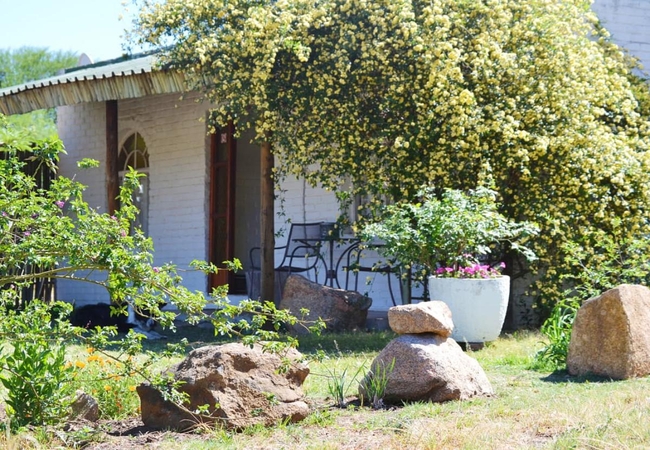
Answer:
360, 358, 395, 409
324, 364, 365, 408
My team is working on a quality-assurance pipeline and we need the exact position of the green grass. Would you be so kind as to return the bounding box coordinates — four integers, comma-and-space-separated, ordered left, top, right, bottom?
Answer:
178, 330, 650, 449
6, 329, 650, 449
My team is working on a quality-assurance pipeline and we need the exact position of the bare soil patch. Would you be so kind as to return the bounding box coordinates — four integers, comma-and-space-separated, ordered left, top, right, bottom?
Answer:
68, 418, 204, 449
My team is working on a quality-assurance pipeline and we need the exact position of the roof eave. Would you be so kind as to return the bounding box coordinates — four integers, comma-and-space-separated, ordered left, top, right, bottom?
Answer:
0, 70, 187, 115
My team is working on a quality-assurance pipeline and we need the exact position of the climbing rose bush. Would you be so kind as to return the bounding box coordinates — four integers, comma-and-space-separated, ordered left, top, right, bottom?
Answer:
132, 0, 650, 313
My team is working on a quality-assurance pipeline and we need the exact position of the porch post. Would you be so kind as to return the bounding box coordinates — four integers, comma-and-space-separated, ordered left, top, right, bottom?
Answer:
260, 138, 275, 302
106, 100, 119, 214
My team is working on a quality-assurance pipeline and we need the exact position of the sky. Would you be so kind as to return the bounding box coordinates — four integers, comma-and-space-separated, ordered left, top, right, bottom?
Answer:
0, 0, 143, 64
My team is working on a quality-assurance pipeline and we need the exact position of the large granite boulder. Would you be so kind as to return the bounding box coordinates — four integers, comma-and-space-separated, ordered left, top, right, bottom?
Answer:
279, 275, 371, 334
567, 284, 650, 379
388, 301, 454, 336
359, 333, 493, 404
137, 342, 310, 431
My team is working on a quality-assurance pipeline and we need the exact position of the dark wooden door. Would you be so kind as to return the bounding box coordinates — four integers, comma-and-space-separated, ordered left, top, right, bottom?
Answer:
209, 123, 236, 292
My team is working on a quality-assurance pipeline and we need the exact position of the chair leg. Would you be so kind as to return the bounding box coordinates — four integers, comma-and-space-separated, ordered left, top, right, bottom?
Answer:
387, 270, 398, 306
246, 269, 261, 300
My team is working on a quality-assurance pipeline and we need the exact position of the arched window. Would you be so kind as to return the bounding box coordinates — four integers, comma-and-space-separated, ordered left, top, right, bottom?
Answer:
119, 132, 149, 236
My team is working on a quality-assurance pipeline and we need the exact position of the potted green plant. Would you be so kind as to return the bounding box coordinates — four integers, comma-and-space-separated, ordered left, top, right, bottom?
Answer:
361, 186, 538, 343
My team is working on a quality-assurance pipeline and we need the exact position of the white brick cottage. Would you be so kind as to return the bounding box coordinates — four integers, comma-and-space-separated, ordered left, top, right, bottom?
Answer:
0, 54, 398, 313
56, 89, 383, 308
0, 0, 648, 326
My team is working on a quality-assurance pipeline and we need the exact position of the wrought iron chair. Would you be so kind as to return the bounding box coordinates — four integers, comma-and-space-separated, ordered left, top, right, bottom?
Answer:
247, 222, 324, 301
336, 240, 400, 306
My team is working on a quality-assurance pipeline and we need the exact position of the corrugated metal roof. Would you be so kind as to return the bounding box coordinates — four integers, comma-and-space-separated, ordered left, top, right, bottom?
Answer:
0, 53, 187, 115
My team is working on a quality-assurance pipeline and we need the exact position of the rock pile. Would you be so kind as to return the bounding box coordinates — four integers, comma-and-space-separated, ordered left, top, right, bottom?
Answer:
359, 302, 493, 404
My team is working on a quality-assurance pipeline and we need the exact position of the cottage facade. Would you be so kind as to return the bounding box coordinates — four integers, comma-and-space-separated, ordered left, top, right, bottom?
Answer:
53, 88, 382, 309
0, 0, 648, 325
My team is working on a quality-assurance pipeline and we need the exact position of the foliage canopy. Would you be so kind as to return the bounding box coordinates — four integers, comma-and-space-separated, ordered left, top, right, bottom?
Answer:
133, 0, 650, 310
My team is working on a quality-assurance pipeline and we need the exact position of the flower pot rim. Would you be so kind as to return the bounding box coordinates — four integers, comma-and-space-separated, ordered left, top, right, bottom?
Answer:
429, 274, 511, 280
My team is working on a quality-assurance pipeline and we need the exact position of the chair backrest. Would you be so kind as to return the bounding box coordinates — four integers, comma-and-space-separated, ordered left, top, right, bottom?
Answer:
283, 222, 323, 260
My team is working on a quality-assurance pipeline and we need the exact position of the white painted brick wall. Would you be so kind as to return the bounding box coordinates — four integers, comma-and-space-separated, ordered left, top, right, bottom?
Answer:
57, 102, 110, 305
121, 92, 208, 295
593, 0, 650, 76
57, 93, 211, 306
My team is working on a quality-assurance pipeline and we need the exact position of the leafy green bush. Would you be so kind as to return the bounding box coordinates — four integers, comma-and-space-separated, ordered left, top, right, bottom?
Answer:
560, 219, 650, 300
0, 301, 76, 429
361, 186, 538, 278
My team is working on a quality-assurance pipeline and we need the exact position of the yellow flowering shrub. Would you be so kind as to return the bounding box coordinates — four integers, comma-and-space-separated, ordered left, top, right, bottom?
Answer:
133, 0, 650, 312
70, 349, 141, 419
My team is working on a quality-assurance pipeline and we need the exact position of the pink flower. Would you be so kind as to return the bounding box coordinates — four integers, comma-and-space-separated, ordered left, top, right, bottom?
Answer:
153, 267, 160, 273
55, 200, 65, 208
434, 262, 505, 279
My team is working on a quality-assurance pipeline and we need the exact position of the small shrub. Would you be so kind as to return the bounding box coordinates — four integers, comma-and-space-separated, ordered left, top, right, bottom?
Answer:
361, 186, 538, 278
0, 301, 76, 429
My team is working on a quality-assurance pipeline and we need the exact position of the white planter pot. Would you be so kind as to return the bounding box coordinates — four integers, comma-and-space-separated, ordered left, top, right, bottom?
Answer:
428, 275, 510, 343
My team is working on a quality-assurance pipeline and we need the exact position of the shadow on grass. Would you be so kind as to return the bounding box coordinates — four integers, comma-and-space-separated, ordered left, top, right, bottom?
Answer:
540, 370, 618, 384
295, 330, 397, 355
139, 325, 396, 356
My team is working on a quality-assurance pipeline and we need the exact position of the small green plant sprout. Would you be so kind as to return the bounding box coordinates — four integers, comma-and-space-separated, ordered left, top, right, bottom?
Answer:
359, 358, 395, 410
324, 363, 365, 409
264, 392, 279, 406
194, 403, 213, 415
533, 298, 580, 371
